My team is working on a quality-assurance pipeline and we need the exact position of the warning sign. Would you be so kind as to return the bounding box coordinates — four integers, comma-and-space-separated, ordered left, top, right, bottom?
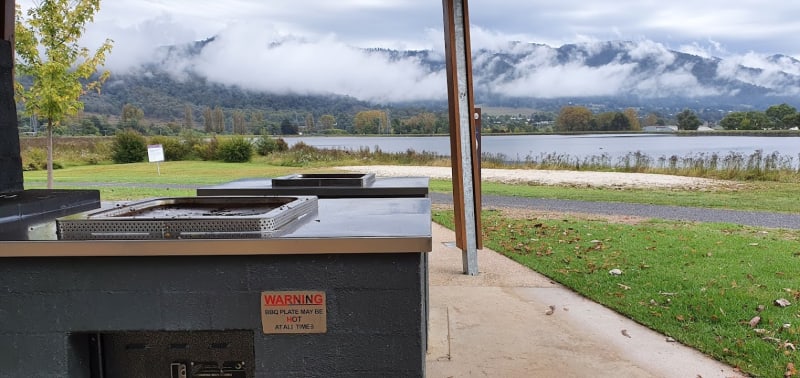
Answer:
261, 291, 326, 334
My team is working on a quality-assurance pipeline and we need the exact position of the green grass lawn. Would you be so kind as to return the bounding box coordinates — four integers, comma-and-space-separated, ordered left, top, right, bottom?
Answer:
430, 179, 800, 214
434, 209, 800, 378
24, 162, 800, 213
22, 161, 338, 200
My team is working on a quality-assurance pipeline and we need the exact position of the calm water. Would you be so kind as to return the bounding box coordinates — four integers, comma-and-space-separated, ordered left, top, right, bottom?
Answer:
285, 134, 800, 162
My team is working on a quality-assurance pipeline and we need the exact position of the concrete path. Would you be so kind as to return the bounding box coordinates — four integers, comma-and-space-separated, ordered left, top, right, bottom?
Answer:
425, 223, 745, 378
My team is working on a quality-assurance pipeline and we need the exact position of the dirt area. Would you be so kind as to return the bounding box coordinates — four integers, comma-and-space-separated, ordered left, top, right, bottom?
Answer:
337, 165, 736, 190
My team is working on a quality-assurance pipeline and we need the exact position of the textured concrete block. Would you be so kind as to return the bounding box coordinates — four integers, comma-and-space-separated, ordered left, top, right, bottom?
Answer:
326, 253, 421, 289
159, 292, 214, 329
331, 289, 422, 334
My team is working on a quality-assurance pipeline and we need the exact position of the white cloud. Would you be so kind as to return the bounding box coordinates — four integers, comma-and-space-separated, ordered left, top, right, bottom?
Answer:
184, 25, 447, 102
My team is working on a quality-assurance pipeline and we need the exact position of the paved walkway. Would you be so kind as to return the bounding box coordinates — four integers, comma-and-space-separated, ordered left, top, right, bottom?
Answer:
425, 223, 745, 378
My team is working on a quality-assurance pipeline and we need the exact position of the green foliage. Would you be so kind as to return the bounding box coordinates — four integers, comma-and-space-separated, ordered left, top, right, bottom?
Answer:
764, 103, 797, 129
148, 136, 192, 161
111, 129, 147, 163
21, 147, 47, 171
280, 119, 298, 135
720, 111, 771, 130
675, 109, 702, 130
556, 106, 593, 131
254, 136, 288, 156
217, 136, 253, 163
353, 110, 389, 134
14, 0, 114, 187
194, 136, 219, 161
321, 128, 348, 135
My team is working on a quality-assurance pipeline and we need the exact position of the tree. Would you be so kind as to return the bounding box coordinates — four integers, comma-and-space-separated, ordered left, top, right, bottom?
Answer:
212, 106, 225, 133
232, 110, 246, 134
765, 103, 797, 129
304, 113, 315, 133
319, 114, 336, 130
280, 118, 297, 135
675, 109, 701, 130
720, 111, 770, 130
353, 110, 389, 134
250, 110, 265, 133
183, 103, 194, 130
202, 106, 213, 133
623, 108, 641, 131
609, 112, 630, 131
15, 0, 113, 188
120, 103, 143, 129
555, 106, 592, 132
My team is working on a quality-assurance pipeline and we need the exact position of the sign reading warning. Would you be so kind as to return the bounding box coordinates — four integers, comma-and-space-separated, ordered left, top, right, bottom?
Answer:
261, 291, 326, 334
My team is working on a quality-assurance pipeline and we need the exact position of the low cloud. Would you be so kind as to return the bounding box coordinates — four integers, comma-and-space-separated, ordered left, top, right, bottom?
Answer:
90, 18, 800, 102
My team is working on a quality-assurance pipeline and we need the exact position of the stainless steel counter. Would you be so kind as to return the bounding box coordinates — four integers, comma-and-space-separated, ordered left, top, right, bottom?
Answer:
0, 197, 432, 257
197, 176, 429, 198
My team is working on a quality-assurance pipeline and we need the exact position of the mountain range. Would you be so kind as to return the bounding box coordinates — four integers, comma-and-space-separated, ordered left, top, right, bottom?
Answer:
83, 38, 800, 122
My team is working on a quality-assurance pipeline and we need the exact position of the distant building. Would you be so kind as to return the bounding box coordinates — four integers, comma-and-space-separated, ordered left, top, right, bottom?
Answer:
643, 125, 678, 133
696, 125, 715, 132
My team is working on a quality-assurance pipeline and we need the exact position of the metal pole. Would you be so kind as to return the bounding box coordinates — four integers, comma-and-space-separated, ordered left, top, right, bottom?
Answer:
2, 0, 13, 43
442, 0, 480, 275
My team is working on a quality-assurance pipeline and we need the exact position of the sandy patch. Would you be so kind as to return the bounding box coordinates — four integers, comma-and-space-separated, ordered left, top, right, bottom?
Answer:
337, 165, 735, 190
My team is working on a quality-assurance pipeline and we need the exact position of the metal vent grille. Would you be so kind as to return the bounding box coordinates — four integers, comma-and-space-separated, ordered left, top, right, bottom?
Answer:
57, 196, 317, 240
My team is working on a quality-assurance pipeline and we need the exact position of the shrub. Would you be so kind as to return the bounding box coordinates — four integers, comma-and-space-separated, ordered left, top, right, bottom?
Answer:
111, 129, 147, 163
275, 138, 289, 152
217, 136, 253, 163
194, 136, 219, 161
148, 136, 192, 161
22, 147, 47, 170
255, 136, 287, 156
255, 136, 279, 156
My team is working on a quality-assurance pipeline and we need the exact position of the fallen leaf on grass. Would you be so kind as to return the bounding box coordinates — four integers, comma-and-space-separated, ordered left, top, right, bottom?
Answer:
545, 305, 555, 316
617, 283, 631, 290
776, 298, 792, 308
786, 362, 796, 377
749, 316, 761, 328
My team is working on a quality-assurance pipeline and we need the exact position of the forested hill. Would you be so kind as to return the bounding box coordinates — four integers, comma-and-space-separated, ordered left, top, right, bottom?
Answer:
80, 67, 390, 130
78, 37, 800, 127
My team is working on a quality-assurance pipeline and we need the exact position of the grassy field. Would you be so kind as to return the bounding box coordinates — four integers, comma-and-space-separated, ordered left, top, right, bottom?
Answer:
434, 209, 800, 378
23, 161, 800, 214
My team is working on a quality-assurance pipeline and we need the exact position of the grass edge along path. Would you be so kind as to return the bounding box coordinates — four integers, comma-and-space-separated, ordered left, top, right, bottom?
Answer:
433, 209, 800, 378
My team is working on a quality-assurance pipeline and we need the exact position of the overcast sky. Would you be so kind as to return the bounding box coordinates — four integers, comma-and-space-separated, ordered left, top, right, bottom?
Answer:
18, 0, 800, 102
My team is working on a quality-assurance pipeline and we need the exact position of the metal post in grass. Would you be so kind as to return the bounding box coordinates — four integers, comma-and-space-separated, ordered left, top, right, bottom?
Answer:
442, 0, 482, 275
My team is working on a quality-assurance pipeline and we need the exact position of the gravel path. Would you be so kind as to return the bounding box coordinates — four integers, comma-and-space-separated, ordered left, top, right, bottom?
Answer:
430, 192, 800, 229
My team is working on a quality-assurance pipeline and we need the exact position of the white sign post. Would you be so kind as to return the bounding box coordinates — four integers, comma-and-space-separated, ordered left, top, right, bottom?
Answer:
147, 144, 165, 175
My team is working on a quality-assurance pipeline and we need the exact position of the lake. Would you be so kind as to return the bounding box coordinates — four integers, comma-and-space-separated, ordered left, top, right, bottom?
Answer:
285, 134, 800, 162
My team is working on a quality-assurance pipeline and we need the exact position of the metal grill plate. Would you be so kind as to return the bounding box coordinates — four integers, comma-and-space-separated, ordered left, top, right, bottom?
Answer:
56, 196, 317, 240
271, 173, 376, 187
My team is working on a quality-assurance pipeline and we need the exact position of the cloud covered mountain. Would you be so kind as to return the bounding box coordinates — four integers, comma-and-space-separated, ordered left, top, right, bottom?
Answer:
102, 36, 800, 111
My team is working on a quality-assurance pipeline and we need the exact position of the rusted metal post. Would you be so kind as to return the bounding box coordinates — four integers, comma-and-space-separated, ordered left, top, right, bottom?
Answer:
442, 0, 480, 275
2, 0, 12, 42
